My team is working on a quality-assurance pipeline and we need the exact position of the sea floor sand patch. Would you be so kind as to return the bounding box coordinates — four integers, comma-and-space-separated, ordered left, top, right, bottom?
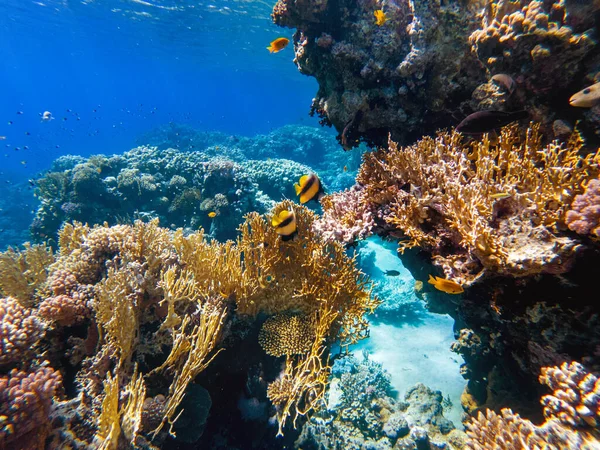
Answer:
353, 237, 467, 427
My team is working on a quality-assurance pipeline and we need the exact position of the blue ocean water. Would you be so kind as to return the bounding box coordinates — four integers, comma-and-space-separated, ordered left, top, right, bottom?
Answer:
0, 0, 319, 176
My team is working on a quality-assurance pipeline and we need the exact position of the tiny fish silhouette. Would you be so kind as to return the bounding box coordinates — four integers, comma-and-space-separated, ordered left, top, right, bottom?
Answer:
384, 270, 401, 276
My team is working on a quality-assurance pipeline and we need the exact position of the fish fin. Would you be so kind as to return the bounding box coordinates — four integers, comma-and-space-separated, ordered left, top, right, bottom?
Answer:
317, 192, 325, 202
299, 175, 309, 187
428, 274, 437, 285
267, 46, 273, 53
294, 183, 302, 195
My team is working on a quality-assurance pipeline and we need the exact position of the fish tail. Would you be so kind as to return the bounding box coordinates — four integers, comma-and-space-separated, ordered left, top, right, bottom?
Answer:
267, 46, 273, 52
428, 274, 436, 285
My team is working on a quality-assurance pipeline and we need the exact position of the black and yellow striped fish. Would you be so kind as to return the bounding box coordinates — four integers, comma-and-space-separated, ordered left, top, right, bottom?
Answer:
294, 173, 323, 204
271, 208, 297, 241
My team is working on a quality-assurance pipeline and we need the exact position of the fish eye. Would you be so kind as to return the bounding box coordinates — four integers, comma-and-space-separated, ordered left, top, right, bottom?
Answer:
584, 88, 591, 94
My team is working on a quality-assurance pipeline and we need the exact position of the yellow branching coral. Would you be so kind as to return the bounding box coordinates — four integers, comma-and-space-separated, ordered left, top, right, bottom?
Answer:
94, 372, 120, 450
258, 312, 315, 357
152, 300, 227, 437
0, 243, 54, 306
353, 125, 600, 283
93, 370, 146, 450
236, 201, 378, 347
267, 306, 337, 436
95, 267, 141, 366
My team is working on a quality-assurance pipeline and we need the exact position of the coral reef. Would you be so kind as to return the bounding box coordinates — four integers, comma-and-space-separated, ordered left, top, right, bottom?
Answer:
272, 0, 487, 148
0, 201, 377, 448
30, 124, 361, 244
465, 361, 600, 449
271, 0, 600, 146
469, 0, 599, 139
321, 124, 600, 284
296, 354, 466, 449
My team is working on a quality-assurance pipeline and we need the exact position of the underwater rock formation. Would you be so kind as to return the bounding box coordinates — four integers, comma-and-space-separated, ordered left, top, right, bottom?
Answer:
272, 0, 487, 148
296, 354, 466, 449
0, 203, 378, 448
272, 0, 600, 146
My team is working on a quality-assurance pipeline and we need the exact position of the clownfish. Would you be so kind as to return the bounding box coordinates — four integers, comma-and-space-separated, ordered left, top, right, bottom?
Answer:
294, 173, 324, 204
271, 208, 297, 241
267, 37, 289, 53
428, 275, 464, 294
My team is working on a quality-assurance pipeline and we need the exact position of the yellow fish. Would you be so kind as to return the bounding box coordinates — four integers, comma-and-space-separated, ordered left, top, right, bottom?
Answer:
267, 37, 290, 54
271, 208, 297, 241
374, 10, 387, 26
294, 173, 323, 204
428, 275, 464, 294
208, 211, 217, 218
570, 82, 600, 108
490, 192, 511, 200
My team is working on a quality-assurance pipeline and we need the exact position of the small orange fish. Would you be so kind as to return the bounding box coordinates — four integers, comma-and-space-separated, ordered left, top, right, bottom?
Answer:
428, 275, 464, 294
267, 37, 289, 53
208, 211, 217, 218
343, 165, 348, 172
374, 10, 387, 26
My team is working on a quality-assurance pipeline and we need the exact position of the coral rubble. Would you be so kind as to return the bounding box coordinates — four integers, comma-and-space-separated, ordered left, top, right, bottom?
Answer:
0, 202, 377, 448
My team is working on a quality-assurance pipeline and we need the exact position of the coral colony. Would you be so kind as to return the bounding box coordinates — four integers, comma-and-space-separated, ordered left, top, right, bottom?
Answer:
2, 0, 600, 449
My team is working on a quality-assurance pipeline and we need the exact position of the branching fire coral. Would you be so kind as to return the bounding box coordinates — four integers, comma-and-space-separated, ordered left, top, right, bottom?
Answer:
0, 201, 377, 447
339, 124, 600, 283
465, 362, 600, 449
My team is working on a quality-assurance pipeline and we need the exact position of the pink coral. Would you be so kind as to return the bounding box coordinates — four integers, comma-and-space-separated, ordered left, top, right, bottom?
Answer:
0, 297, 45, 366
38, 269, 93, 326
566, 179, 600, 238
0, 365, 63, 449
313, 186, 375, 244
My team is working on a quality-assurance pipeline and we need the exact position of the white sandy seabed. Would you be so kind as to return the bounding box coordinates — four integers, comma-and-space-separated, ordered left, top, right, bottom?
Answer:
351, 237, 467, 427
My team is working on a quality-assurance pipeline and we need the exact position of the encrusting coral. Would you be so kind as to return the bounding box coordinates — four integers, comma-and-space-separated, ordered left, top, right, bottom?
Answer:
0, 201, 377, 447
465, 361, 600, 449
321, 124, 600, 284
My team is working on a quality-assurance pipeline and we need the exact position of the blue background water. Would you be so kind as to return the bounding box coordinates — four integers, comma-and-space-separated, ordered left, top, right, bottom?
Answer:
0, 0, 319, 177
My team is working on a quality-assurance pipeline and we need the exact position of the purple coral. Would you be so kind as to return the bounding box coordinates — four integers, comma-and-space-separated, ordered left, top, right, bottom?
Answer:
0, 297, 45, 366
566, 179, 600, 238
0, 366, 63, 448
313, 186, 375, 244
